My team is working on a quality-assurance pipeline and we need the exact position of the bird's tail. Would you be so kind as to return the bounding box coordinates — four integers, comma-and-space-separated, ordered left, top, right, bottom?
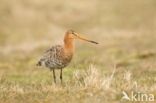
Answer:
36, 61, 42, 66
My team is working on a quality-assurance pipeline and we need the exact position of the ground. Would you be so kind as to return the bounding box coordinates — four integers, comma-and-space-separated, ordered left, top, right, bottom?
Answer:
0, 0, 156, 103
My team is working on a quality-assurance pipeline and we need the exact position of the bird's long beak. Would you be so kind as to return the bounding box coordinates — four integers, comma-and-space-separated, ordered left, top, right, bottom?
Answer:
74, 33, 99, 44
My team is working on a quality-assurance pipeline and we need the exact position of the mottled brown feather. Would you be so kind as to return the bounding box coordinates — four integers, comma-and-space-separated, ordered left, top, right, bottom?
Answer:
37, 45, 73, 69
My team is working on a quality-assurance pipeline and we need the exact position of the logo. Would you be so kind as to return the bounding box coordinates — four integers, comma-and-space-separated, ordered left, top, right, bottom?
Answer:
121, 91, 155, 102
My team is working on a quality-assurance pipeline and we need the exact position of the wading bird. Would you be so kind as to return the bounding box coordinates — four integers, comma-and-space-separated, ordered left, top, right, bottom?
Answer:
37, 30, 98, 83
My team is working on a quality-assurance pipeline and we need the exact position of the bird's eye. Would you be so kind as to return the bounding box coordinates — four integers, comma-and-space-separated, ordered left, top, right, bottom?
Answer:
72, 31, 77, 36
72, 31, 74, 34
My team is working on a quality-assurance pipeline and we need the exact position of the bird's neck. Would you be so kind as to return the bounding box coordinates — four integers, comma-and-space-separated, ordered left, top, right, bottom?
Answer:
64, 38, 75, 53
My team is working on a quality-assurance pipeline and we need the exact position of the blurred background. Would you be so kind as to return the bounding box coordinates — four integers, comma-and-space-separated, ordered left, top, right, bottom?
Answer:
1, 0, 156, 68
0, 0, 156, 45
0, 0, 156, 103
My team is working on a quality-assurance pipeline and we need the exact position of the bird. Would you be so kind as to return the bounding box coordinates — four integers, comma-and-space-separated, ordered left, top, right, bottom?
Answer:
36, 30, 98, 84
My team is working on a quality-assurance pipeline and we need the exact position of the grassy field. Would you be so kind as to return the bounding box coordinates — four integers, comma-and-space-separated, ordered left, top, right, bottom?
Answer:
0, 0, 156, 103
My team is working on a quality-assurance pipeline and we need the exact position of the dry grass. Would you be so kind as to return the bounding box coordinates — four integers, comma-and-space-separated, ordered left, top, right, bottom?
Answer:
0, 0, 156, 103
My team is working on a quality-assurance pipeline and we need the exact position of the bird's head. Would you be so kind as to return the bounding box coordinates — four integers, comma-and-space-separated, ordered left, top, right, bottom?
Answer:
65, 29, 98, 44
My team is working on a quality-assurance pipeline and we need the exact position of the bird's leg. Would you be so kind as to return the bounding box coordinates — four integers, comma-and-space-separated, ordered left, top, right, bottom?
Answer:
60, 68, 63, 84
52, 69, 56, 84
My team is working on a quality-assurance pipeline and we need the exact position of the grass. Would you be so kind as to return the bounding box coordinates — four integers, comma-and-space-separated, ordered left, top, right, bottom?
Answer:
0, 0, 156, 103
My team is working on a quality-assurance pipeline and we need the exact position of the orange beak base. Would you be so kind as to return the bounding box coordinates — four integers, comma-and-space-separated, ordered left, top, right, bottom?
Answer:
75, 34, 99, 44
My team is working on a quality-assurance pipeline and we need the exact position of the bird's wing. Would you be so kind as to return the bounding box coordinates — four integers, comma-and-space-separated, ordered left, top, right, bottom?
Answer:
37, 45, 64, 67
41, 45, 63, 61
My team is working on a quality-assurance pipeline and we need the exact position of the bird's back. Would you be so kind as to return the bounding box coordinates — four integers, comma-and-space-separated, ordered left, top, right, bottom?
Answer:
37, 45, 73, 69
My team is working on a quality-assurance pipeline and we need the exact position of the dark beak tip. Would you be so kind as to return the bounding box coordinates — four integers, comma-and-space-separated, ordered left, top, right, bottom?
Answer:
90, 41, 99, 44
